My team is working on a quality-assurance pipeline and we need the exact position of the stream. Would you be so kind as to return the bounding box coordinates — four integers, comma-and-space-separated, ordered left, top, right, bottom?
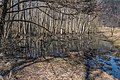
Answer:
46, 40, 120, 79
87, 52, 120, 79
47, 48, 120, 79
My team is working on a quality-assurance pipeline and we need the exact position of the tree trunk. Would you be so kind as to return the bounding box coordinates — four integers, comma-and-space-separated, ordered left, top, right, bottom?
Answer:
0, 6, 3, 47
0, 0, 8, 47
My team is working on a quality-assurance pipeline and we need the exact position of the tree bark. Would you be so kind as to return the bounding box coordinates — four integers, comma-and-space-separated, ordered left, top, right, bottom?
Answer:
0, 0, 8, 47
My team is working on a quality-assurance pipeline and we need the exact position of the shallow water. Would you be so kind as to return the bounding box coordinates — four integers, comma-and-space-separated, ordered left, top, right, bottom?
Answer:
48, 48, 120, 79
89, 53, 120, 79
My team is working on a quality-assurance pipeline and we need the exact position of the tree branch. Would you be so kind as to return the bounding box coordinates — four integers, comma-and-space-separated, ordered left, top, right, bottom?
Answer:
5, 19, 52, 34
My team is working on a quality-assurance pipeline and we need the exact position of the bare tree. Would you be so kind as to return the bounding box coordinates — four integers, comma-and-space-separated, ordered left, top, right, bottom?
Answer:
0, 0, 98, 59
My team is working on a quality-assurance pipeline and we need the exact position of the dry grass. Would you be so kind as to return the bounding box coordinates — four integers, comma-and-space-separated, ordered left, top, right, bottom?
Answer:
100, 27, 120, 49
0, 56, 118, 80
6, 58, 86, 80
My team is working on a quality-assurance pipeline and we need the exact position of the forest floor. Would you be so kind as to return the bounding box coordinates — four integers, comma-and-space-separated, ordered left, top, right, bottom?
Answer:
0, 51, 118, 80
0, 27, 120, 80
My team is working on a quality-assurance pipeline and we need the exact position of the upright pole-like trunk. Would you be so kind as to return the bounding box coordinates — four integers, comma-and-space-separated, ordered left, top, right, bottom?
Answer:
0, 0, 8, 47
0, 5, 3, 47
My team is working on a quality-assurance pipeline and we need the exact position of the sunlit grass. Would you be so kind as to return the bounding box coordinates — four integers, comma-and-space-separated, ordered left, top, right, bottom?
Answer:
100, 27, 120, 49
